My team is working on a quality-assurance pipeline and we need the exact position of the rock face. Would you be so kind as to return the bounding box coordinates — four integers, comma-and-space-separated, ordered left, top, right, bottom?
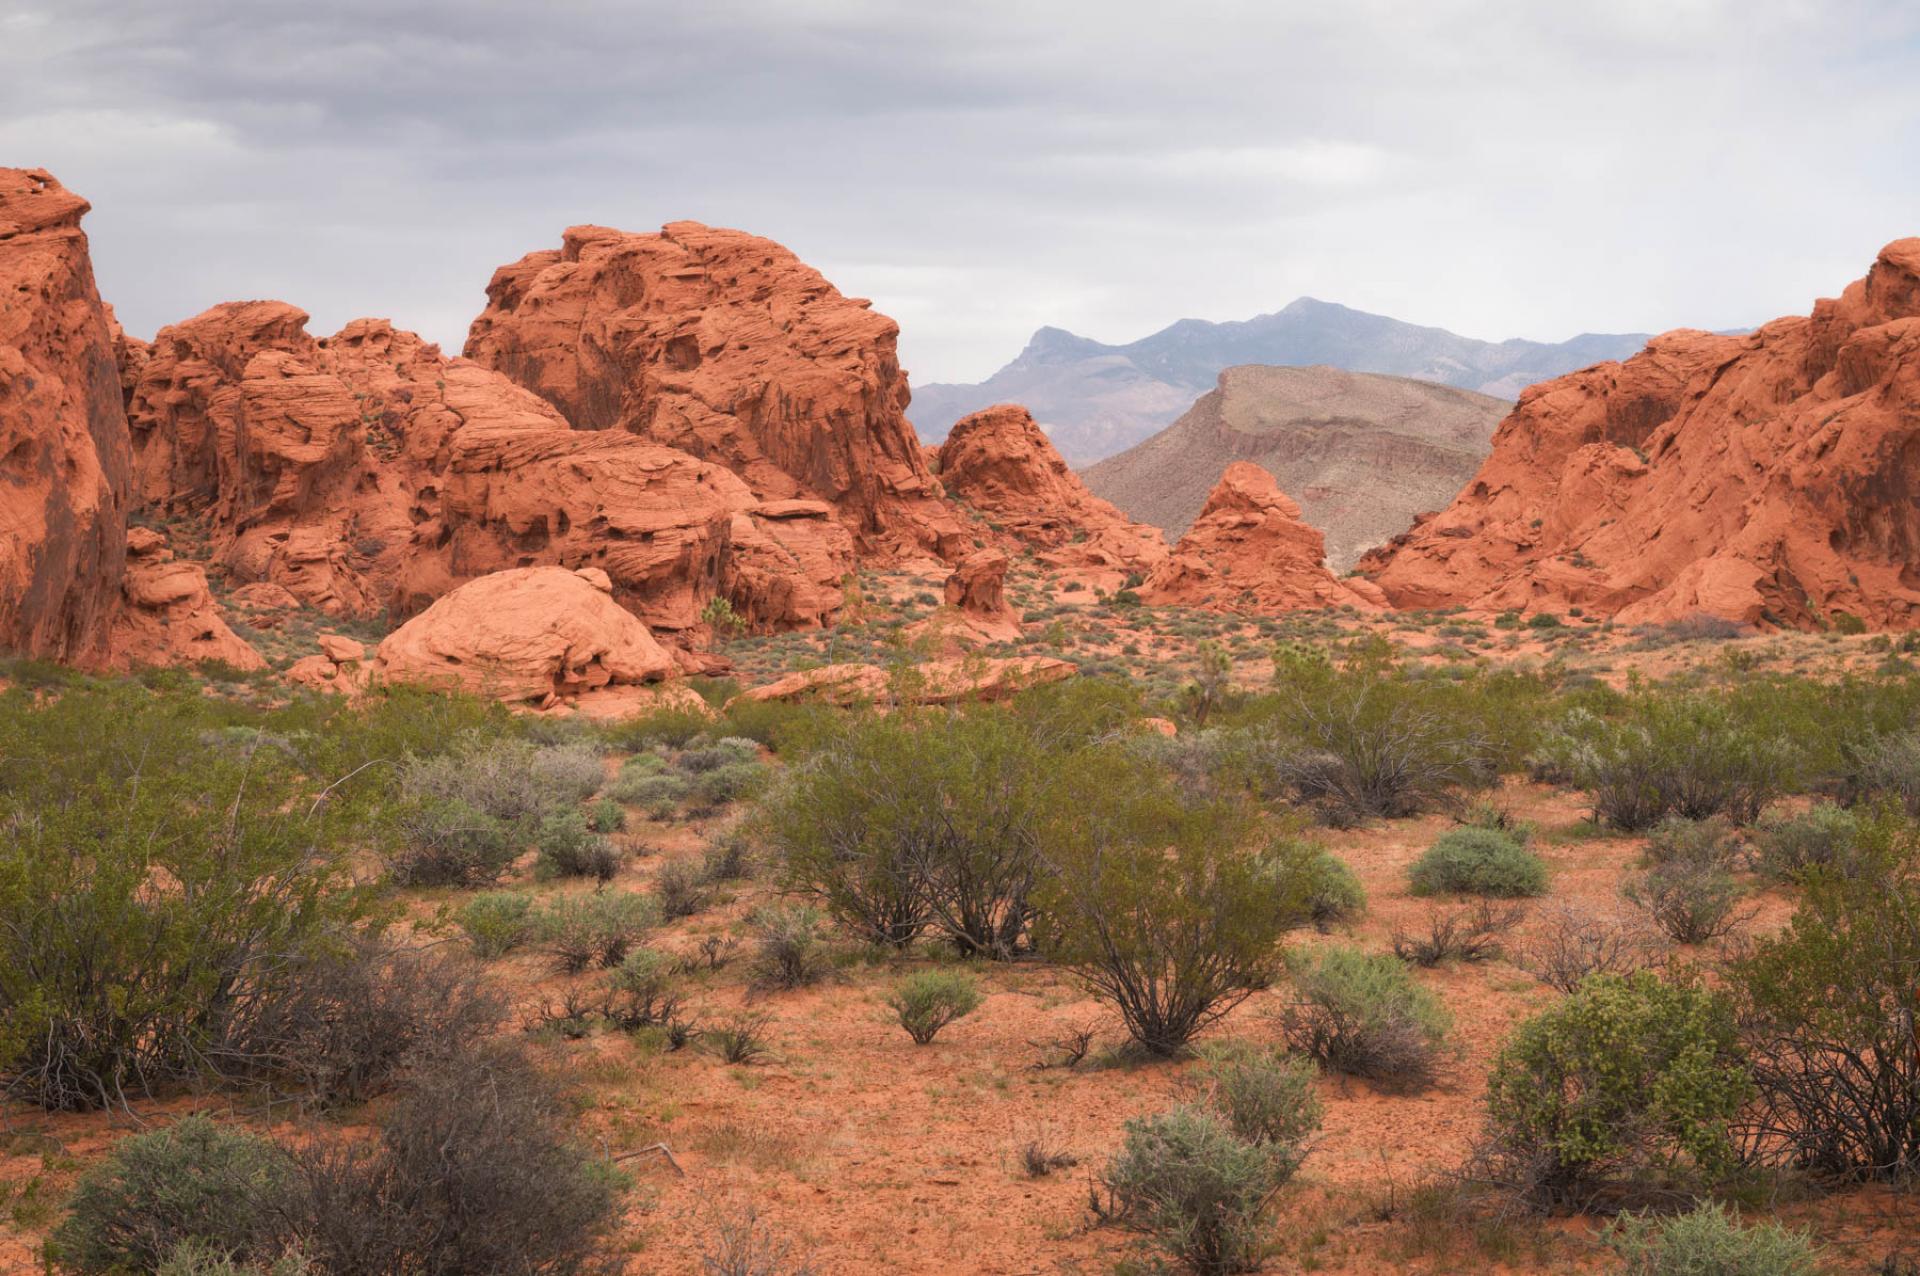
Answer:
1140, 463, 1385, 613
465, 221, 963, 558
935, 547, 1020, 643
374, 566, 675, 703
0, 168, 130, 661
124, 304, 852, 636
935, 404, 1167, 580
1362, 240, 1920, 629
1082, 365, 1507, 570
107, 528, 264, 671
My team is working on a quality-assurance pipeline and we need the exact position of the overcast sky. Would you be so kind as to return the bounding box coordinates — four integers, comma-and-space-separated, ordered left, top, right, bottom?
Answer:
6, 0, 1918, 383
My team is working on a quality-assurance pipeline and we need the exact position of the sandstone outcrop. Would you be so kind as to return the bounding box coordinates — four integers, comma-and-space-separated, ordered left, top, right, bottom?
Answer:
935, 404, 1167, 583
0, 168, 129, 661
373, 566, 675, 703
1140, 462, 1386, 613
123, 305, 852, 636
465, 221, 964, 558
107, 528, 264, 671
1361, 240, 1920, 629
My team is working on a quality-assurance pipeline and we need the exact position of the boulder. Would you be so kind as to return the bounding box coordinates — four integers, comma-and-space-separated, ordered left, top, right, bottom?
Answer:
106, 530, 264, 671
1361, 240, 1920, 630
727, 655, 1074, 709
465, 220, 965, 558
1139, 463, 1385, 613
0, 169, 129, 661
373, 566, 676, 703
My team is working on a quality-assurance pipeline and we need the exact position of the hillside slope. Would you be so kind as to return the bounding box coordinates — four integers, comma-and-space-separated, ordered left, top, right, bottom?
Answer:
1082, 365, 1507, 571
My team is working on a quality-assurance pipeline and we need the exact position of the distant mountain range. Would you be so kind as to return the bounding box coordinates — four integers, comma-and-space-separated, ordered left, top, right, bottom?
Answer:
1082, 365, 1509, 571
909, 298, 1651, 464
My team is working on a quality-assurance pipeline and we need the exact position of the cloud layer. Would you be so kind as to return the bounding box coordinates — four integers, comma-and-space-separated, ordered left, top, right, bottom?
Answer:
7, 0, 1918, 382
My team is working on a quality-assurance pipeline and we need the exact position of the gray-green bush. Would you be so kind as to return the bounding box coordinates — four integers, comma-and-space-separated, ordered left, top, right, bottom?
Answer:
1408, 827, 1547, 898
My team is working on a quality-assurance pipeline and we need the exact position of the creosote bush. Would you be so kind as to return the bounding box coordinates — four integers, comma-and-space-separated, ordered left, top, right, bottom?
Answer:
1408, 827, 1548, 898
1276, 946, 1451, 1090
887, 969, 983, 1045
1482, 971, 1750, 1209
1260, 836, 1366, 931
456, 891, 536, 958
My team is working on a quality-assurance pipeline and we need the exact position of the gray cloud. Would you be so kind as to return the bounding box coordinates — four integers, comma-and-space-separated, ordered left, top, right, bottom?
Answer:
6, 0, 1918, 383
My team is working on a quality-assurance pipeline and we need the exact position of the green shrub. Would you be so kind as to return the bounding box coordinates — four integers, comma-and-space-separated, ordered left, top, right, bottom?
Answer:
1750, 804, 1859, 883
1260, 837, 1366, 930
1277, 947, 1451, 1090
1575, 696, 1791, 830
1642, 816, 1743, 870
602, 708, 710, 750
1603, 1203, 1823, 1276
746, 904, 831, 990
537, 892, 658, 972
526, 742, 605, 801
1034, 751, 1289, 1055
601, 948, 682, 1029
1099, 1106, 1291, 1274
675, 737, 761, 773
887, 969, 983, 1044
0, 690, 372, 1110
607, 770, 691, 817
1734, 813, 1920, 1178
1269, 681, 1492, 823
389, 736, 574, 885
688, 760, 764, 811
653, 857, 712, 919
1847, 730, 1920, 814
389, 797, 517, 887
1483, 972, 1750, 1206
1408, 828, 1548, 898
455, 892, 536, 958
588, 797, 625, 834
51, 1116, 296, 1274
1183, 1042, 1323, 1153
154, 1244, 311, 1276
535, 809, 619, 881
1622, 859, 1748, 945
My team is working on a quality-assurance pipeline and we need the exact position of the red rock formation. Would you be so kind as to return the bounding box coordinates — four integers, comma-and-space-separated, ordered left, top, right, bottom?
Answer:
1362, 240, 1920, 629
1139, 462, 1386, 613
124, 305, 852, 636
465, 221, 964, 558
0, 168, 129, 660
373, 566, 675, 704
727, 655, 1074, 709
106, 528, 264, 671
935, 404, 1168, 584
943, 547, 1020, 639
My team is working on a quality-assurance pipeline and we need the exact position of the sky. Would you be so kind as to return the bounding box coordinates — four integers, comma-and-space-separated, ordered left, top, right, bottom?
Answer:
5, 0, 1919, 384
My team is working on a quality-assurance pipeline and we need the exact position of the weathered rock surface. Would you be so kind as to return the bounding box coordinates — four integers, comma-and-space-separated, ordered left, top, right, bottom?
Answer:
107, 528, 264, 671
908, 546, 1021, 649
373, 566, 675, 703
1140, 462, 1386, 613
935, 404, 1167, 582
0, 168, 129, 661
1361, 240, 1920, 629
1082, 365, 1507, 570
124, 305, 851, 636
465, 221, 964, 558
728, 655, 1074, 709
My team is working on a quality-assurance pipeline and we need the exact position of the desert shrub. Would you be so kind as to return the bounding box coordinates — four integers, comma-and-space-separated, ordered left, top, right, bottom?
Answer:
1623, 859, 1749, 945
757, 708, 1050, 956
154, 1245, 311, 1276
539, 892, 659, 972
1643, 816, 1744, 870
588, 797, 625, 834
389, 797, 518, 887
655, 857, 713, 919
390, 736, 565, 885
456, 891, 536, 958
602, 948, 683, 1030
1392, 900, 1525, 967
292, 1043, 622, 1276
609, 767, 692, 816
1603, 1203, 1823, 1276
1268, 682, 1491, 823
1520, 900, 1667, 993
689, 761, 765, 812
1734, 814, 1920, 1178
1482, 972, 1750, 1208
747, 904, 831, 990
706, 1012, 776, 1065
1182, 1042, 1323, 1153
676, 738, 761, 773
0, 690, 372, 1110
1260, 836, 1366, 931
225, 938, 506, 1105
537, 809, 620, 881
887, 969, 983, 1044
1034, 751, 1290, 1055
1847, 730, 1920, 814
1750, 804, 1860, 883
527, 742, 606, 801
699, 831, 753, 882
50, 1116, 297, 1274
1575, 696, 1791, 831
1277, 946, 1451, 1090
1098, 1106, 1291, 1275
1408, 827, 1548, 898
602, 707, 710, 750
698, 1202, 816, 1276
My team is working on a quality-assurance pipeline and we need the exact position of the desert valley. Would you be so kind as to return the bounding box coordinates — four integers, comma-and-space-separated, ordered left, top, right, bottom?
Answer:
5, 24, 1920, 1275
